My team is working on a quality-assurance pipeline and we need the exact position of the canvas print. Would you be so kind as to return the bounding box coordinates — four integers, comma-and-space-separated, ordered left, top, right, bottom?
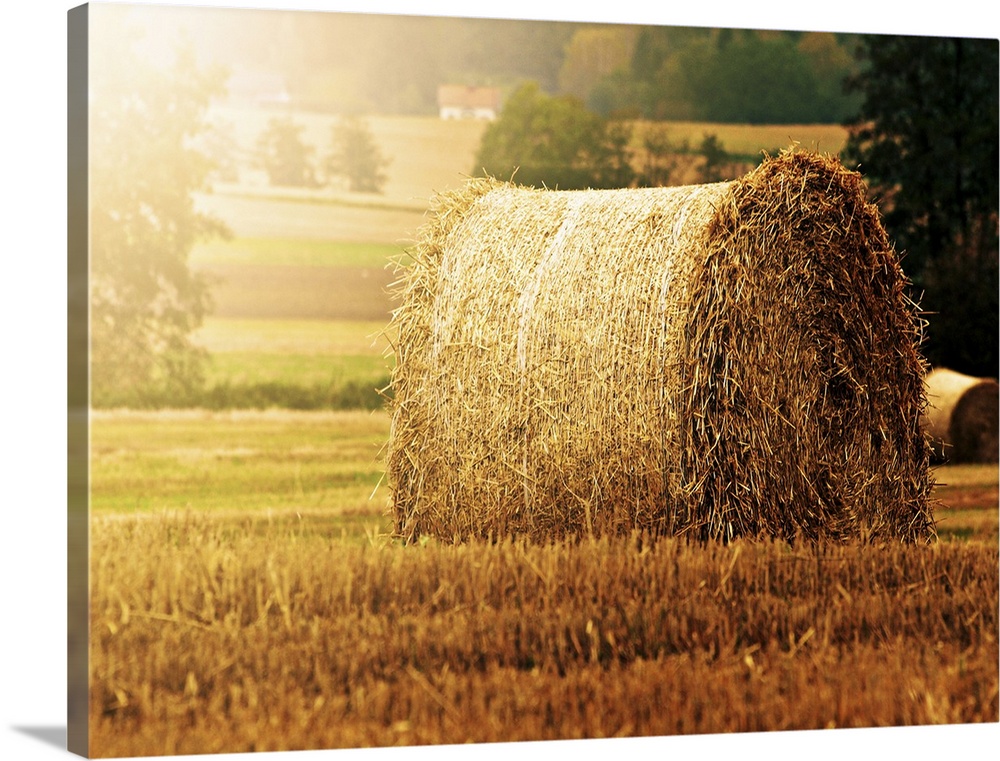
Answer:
68, 2, 999, 757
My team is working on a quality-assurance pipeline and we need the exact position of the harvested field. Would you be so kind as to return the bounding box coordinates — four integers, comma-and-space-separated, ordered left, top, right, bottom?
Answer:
194, 190, 426, 243
88, 521, 998, 756
85, 411, 997, 756
388, 151, 932, 543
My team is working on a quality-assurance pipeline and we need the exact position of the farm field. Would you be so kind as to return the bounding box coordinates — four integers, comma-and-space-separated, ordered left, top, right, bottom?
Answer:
90, 408, 999, 538
206, 109, 492, 206
90, 409, 391, 520
87, 111, 997, 754
195, 318, 391, 392
631, 120, 849, 159
174, 114, 854, 410
88, 408, 998, 755
189, 237, 401, 322
207, 108, 850, 208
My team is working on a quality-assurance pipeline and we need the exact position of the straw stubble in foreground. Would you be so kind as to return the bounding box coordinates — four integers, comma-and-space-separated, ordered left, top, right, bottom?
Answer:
89, 518, 998, 756
388, 151, 932, 543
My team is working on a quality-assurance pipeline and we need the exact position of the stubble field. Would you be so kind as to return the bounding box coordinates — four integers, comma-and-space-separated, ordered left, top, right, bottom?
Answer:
88, 408, 999, 755
88, 112, 998, 756
88, 404, 999, 756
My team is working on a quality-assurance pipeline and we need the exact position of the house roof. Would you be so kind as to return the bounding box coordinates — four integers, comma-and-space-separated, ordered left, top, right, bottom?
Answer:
437, 85, 501, 110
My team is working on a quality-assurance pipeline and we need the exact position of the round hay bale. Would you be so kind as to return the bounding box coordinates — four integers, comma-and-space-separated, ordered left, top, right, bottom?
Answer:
387, 151, 933, 543
923, 368, 999, 464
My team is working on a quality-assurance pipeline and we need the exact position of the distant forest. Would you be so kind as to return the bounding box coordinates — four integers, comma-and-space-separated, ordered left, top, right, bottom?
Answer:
161, 8, 866, 124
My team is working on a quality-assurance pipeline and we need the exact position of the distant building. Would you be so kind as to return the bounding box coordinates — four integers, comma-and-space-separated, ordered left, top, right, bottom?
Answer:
437, 85, 501, 120
227, 69, 292, 109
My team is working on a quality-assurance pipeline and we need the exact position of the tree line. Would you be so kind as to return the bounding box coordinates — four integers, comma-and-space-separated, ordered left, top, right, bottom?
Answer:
471, 33, 998, 378
473, 82, 751, 192
85, 5, 998, 406
141, 7, 864, 124
564, 26, 863, 124
249, 116, 389, 192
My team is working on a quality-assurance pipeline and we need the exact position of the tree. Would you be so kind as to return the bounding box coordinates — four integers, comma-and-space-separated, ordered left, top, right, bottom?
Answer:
255, 117, 319, 187
634, 124, 687, 187
796, 32, 862, 123
558, 27, 636, 103
843, 35, 999, 376
89, 7, 229, 405
696, 133, 731, 183
684, 31, 820, 124
473, 81, 634, 190
325, 116, 390, 193
197, 117, 241, 184
621, 27, 860, 124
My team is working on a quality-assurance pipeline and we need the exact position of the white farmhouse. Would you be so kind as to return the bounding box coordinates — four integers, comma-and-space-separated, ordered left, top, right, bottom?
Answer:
437, 85, 501, 120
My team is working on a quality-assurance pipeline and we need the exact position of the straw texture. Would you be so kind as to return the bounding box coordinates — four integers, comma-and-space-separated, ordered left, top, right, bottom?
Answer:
924, 368, 999, 464
387, 151, 933, 543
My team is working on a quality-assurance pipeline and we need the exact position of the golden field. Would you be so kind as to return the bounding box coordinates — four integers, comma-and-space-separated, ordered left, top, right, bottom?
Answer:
84, 113, 996, 756
87, 410, 998, 756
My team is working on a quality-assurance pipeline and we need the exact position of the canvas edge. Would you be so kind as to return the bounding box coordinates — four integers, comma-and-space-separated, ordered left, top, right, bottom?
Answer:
68, 3, 90, 757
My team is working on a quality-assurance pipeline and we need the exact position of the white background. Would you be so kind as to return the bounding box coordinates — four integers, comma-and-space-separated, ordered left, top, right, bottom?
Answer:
2, 1, 997, 760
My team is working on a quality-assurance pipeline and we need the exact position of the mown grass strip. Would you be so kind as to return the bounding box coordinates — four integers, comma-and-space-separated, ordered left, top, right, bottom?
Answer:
203, 352, 390, 388
90, 409, 392, 515
192, 317, 394, 355
191, 237, 410, 269
214, 188, 429, 214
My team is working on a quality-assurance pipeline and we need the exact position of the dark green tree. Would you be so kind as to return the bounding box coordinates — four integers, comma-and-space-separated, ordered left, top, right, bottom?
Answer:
325, 116, 390, 193
696, 133, 731, 183
473, 81, 634, 190
681, 31, 819, 124
623, 27, 860, 124
797, 31, 863, 123
255, 117, 318, 187
843, 35, 999, 376
634, 124, 687, 187
89, 10, 229, 405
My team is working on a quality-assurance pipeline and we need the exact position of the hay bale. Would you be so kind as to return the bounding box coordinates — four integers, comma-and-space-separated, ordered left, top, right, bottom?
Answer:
924, 368, 999, 464
387, 151, 933, 543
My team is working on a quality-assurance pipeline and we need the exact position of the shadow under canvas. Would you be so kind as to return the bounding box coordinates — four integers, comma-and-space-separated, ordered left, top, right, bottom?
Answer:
12, 725, 67, 751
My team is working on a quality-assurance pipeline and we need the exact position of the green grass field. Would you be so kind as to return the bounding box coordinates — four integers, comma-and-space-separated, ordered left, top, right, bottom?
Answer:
90, 409, 392, 524
193, 317, 392, 355
191, 237, 407, 269
187, 317, 392, 410
186, 235, 399, 409
90, 407, 998, 541
204, 352, 387, 392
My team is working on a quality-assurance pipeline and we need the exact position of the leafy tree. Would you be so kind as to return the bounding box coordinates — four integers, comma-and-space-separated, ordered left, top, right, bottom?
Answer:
634, 124, 688, 187
473, 81, 634, 190
627, 25, 710, 119
684, 31, 819, 124
325, 116, 390, 193
622, 27, 860, 124
696, 133, 731, 183
796, 32, 862, 123
255, 117, 318, 187
843, 35, 999, 376
558, 27, 636, 103
89, 8, 229, 405
197, 118, 241, 184
587, 68, 644, 118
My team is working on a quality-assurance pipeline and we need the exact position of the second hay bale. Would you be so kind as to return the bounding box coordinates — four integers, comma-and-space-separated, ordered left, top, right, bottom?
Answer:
387, 151, 933, 543
924, 368, 999, 464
